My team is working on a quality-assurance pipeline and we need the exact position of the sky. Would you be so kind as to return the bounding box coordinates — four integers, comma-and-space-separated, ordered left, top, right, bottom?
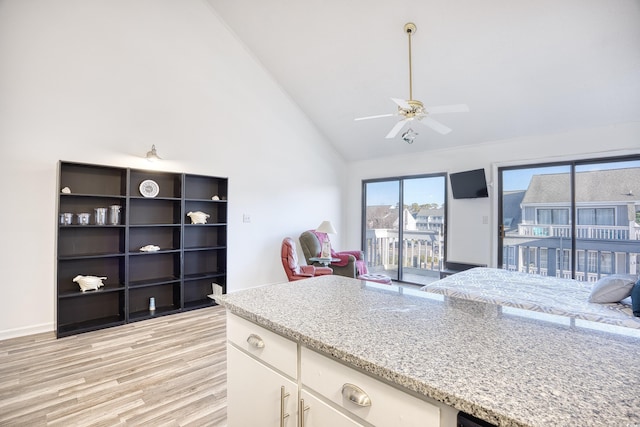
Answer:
366, 176, 445, 206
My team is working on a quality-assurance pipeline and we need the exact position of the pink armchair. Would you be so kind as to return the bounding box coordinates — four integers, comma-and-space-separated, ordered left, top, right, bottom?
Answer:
281, 237, 333, 281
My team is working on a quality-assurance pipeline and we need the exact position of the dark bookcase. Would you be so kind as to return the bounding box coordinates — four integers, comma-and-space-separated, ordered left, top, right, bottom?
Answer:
56, 162, 228, 337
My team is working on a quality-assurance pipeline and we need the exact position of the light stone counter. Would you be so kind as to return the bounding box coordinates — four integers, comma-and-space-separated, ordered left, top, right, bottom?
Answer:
217, 275, 640, 427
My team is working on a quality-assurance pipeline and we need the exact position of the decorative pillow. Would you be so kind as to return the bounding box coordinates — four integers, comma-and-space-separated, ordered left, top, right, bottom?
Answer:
632, 279, 640, 317
589, 275, 637, 303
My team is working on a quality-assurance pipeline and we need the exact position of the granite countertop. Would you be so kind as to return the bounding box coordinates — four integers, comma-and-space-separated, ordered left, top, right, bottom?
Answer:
217, 275, 640, 427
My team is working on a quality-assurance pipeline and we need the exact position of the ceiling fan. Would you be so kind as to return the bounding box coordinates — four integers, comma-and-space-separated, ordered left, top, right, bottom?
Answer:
355, 23, 469, 141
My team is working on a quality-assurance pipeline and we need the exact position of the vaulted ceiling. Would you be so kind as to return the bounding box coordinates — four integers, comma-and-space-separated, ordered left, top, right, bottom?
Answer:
207, 0, 640, 161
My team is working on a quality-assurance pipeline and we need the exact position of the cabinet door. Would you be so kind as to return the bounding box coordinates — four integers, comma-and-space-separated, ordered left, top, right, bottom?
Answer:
227, 345, 298, 426
300, 390, 364, 427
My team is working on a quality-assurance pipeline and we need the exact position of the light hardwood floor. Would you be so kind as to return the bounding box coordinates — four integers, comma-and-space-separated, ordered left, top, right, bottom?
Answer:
0, 306, 227, 426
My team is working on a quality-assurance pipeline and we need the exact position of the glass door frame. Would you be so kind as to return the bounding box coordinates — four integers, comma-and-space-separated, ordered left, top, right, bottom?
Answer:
362, 172, 448, 284
497, 154, 640, 279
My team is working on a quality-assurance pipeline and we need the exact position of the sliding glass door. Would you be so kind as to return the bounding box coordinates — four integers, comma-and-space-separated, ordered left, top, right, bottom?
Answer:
498, 156, 640, 281
363, 174, 446, 285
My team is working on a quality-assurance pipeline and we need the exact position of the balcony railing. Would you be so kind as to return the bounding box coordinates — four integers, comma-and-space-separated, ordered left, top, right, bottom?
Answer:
364, 229, 444, 284
518, 224, 639, 240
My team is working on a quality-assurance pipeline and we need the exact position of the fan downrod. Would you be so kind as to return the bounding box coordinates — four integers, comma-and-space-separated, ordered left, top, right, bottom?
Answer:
404, 23, 417, 101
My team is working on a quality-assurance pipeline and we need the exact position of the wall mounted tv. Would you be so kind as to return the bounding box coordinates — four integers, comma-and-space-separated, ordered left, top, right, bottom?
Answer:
449, 168, 489, 199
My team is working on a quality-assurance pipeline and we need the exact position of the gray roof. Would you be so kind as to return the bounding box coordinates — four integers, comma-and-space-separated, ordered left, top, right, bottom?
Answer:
417, 207, 444, 217
521, 167, 640, 204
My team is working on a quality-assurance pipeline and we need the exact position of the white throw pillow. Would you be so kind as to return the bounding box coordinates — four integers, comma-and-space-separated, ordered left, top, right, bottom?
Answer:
589, 275, 637, 303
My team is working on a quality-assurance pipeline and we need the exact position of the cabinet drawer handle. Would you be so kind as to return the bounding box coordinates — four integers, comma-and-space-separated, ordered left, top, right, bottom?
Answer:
246, 334, 265, 349
342, 383, 372, 407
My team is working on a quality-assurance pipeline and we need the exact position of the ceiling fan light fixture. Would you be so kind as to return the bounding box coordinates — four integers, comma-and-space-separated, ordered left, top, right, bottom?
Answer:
402, 128, 418, 144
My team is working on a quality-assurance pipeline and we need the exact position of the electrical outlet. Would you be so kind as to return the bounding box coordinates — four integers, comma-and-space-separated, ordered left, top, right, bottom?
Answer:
482, 215, 488, 224
243, 214, 251, 223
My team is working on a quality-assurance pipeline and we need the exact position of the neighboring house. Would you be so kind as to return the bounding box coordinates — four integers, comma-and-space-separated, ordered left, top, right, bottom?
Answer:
365, 205, 398, 230
503, 168, 640, 281
365, 205, 443, 274
393, 208, 418, 231
365, 205, 417, 230
416, 207, 444, 233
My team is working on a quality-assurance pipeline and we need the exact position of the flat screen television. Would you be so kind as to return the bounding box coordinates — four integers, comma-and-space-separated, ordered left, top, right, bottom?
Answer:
449, 168, 489, 199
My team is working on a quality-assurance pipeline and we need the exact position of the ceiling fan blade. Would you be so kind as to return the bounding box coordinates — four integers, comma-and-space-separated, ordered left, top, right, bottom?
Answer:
419, 116, 452, 135
354, 113, 395, 121
426, 104, 470, 114
391, 98, 411, 109
385, 120, 408, 139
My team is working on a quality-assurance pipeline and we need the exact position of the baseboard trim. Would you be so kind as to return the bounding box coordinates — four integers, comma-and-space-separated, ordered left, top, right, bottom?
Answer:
0, 322, 54, 341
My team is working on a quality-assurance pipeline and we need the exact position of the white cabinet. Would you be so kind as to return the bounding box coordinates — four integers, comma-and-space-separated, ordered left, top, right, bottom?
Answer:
299, 389, 365, 427
227, 313, 448, 427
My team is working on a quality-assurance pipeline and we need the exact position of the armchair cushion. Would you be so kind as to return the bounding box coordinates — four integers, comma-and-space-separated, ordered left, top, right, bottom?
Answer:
300, 265, 332, 276
300, 265, 315, 275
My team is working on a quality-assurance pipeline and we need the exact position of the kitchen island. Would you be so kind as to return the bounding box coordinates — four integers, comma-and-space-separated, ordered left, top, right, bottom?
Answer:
217, 275, 640, 427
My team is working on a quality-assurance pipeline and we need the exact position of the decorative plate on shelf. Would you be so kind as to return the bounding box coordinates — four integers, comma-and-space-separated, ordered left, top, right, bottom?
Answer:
139, 179, 159, 198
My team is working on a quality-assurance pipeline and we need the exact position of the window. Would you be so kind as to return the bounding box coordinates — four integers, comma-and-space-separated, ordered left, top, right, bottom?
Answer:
577, 208, 614, 225
537, 209, 569, 225
588, 251, 598, 273
540, 248, 548, 269
601, 252, 613, 274
499, 155, 640, 281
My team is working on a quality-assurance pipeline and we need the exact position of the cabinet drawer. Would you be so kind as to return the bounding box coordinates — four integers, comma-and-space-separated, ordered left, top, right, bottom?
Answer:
227, 313, 297, 378
301, 347, 440, 427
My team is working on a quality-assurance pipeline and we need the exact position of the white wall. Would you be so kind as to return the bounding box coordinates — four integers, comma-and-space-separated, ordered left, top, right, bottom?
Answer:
0, 0, 345, 339
345, 122, 640, 266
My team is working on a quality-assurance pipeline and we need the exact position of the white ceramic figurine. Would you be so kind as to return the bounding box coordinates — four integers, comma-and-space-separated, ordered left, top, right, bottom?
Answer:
187, 211, 210, 224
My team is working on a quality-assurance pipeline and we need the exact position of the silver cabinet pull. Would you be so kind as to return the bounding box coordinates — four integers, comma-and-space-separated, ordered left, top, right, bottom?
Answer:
280, 386, 290, 427
342, 383, 372, 407
246, 333, 265, 349
298, 398, 310, 427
